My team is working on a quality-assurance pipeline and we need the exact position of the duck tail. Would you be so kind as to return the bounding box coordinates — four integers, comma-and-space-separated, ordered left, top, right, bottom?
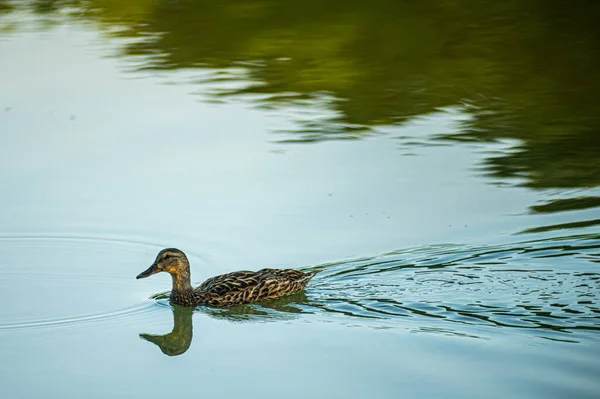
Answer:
301, 269, 322, 282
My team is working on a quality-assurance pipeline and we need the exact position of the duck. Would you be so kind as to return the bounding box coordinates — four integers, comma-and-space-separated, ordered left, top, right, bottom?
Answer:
136, 248, 320, 307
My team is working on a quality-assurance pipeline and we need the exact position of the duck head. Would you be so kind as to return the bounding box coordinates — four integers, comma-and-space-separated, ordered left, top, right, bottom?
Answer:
137, 248, 190, 280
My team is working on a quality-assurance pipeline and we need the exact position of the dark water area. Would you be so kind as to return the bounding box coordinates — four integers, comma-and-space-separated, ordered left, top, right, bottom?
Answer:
1, 1, 600, 398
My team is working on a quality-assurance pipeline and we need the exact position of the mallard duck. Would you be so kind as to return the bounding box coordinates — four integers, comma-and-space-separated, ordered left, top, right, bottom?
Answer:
136, 248, 320, 307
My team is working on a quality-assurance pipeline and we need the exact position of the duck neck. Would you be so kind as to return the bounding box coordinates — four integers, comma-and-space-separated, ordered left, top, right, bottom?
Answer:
170, 267, 193, 295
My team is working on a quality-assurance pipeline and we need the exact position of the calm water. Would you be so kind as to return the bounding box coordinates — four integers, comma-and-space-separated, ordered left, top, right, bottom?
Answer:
1, 1, 600, 398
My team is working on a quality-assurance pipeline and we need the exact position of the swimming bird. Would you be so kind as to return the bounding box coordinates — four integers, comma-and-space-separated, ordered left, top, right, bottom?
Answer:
136, 248, 320, 307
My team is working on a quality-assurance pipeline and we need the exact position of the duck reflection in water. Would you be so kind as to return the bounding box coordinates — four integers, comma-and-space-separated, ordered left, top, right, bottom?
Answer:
140, 292, 310, 356
140, 305, 194, 356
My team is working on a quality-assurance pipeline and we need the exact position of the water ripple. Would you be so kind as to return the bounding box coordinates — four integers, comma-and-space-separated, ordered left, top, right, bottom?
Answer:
140, 234, 599, 341
303, 233, 600, 339
0, 235, 169, 333
0, 302, 156, 331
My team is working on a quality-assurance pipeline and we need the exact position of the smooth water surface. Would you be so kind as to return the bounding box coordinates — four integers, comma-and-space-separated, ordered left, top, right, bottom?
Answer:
1, 1, 599, 398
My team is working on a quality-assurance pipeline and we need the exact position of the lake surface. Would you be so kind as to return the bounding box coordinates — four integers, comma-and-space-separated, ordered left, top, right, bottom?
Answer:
1, 1, 599, 398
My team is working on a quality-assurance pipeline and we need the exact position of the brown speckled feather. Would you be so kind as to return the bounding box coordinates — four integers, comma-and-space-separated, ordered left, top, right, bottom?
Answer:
194, 268, 319, 307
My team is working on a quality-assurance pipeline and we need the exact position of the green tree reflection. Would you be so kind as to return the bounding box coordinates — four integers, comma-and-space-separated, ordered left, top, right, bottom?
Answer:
16, 0, 600, 189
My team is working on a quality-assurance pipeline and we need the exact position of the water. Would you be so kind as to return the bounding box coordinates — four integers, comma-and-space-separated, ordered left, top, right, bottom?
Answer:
1, 1, 600, 398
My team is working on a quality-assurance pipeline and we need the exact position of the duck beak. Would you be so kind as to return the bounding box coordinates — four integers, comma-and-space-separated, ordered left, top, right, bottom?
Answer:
137, 262, 160, 279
